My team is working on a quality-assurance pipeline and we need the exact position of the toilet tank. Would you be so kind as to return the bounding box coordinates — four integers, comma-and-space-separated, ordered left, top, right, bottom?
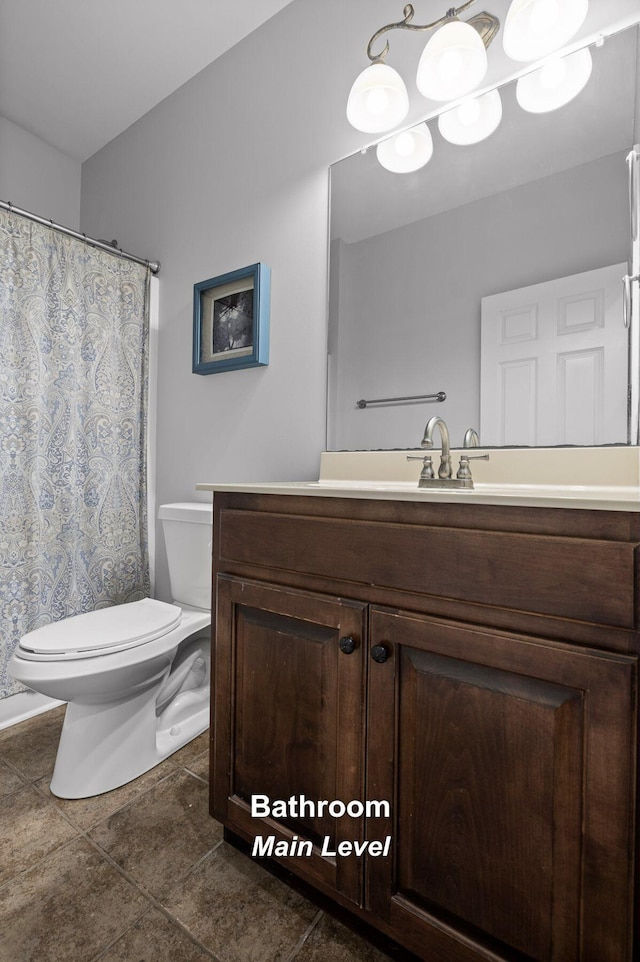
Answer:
158, 502, 213, 610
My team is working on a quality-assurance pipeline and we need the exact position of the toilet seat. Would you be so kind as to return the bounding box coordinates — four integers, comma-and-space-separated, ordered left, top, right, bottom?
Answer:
17, 598, 182, 661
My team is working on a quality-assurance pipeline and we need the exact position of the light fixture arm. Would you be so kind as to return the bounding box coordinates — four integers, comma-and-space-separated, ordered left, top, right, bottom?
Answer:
366, 2, 500, 63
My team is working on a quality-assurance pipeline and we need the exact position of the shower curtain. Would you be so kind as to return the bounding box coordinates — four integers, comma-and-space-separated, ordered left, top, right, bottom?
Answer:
0, 208, 150, 698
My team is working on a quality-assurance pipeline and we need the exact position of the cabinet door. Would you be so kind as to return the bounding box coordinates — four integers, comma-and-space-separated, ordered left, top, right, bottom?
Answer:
212, 575, 366, 904
367, 608, 636, 962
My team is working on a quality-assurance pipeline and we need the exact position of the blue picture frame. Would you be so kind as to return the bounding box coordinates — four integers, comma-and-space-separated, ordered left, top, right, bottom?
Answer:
192, 262, 270, 374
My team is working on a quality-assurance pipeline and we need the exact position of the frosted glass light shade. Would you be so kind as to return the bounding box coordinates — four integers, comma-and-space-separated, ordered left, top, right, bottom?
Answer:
516, 47, 592, 113
438, 89, 503, 144
503, 0, 589, 61
346, 62, 410, 133
416, 20, 488, 102
376, 124, 434, 173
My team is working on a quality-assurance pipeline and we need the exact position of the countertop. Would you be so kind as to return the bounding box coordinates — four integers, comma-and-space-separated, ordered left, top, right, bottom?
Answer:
196, 478, 640, 511
196, 448, 640, 511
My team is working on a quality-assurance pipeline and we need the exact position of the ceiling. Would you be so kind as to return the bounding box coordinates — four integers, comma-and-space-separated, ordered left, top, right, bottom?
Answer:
0, 0, 295, 162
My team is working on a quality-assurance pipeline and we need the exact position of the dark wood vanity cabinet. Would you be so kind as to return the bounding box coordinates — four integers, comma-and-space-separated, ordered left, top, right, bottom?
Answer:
213, 575, 367, 904
210, 492, 639, 962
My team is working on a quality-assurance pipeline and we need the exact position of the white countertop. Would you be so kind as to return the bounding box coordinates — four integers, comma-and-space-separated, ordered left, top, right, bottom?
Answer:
195, 478, 640, 511
196, 448, 640, 511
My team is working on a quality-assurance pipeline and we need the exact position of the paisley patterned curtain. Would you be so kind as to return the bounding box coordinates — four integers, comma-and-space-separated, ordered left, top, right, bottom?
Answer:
0, 209, 150, 698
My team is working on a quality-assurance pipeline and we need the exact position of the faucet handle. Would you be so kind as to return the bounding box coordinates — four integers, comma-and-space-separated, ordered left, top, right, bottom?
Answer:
407, 454, 435, 480
456, 453, 490, 481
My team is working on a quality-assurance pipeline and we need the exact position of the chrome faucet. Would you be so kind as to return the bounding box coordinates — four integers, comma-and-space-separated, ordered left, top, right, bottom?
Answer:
421, 416, 452, 479
463, 428, 479, 448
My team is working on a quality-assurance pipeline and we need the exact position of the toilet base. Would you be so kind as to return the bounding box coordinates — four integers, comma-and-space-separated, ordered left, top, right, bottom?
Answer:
49, 688, 210, 799
48, 621, 211, 799
157, 694, 209, 760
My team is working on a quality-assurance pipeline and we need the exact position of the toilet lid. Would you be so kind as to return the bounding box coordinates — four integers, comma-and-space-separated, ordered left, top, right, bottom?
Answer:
19, 599, 182, 659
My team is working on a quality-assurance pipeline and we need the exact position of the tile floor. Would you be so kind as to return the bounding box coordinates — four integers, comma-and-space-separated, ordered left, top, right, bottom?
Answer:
0, 706, 400, 962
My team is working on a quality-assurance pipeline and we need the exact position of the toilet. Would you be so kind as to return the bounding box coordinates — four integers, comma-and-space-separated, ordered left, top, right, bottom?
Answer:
9, 502, 213, 799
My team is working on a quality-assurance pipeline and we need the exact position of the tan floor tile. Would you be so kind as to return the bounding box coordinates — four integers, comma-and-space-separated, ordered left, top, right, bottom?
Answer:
168, 729, 210, 770
0, 786, 78, 885
293, 913, 391, 962
183, 750, 209, 781
88, 770, 223, 898
0, 719, 394, 962
0, 836, 148, 962
0, 758, 26, 799
162, 842, 319, 962
98, 907, 218, 961
0, 706, 65, 782
36, 762, 175, 832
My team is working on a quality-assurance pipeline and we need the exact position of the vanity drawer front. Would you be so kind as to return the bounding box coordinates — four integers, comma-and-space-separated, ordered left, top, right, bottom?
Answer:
218, 508, 636, 628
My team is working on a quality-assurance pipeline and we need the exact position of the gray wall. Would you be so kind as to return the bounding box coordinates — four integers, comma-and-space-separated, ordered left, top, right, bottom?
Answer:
330, 151, 629, 451
80, 0, 375, 600
0, 116, 81, 227
77, 0, 638, 599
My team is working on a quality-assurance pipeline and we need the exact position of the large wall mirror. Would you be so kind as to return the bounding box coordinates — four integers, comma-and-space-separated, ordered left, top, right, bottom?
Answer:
327, 22, 640, 451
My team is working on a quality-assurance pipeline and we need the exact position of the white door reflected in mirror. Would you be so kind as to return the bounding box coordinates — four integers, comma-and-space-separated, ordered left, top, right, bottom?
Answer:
480, 263, 628, 446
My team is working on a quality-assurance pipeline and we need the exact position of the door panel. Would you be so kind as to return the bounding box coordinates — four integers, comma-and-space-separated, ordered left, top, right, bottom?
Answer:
234, 606, 338, 845
396, 648, 582, 960
480, 262, 628, 445
366, 607, 636, 962
213, 575, 367, 904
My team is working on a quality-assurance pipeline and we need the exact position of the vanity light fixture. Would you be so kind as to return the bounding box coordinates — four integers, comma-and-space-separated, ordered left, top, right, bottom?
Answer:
346, 61, 410, 133
346, 2, 500, 133
437, 88, 503, 144
376, 123, 434, 172
516, 46, 593, 113
416, 18, 489, 102
503, 0, 589, 62
346, 0, 590, 134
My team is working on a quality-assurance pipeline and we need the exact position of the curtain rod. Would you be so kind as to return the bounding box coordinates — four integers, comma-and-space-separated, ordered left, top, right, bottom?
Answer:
0, 199, 160, 274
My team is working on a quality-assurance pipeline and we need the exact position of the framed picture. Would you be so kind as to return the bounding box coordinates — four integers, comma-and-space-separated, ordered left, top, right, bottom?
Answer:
193, 263, 270, 374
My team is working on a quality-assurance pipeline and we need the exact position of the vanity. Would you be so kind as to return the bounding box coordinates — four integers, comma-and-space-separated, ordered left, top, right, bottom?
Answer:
198, 449, 640, 962
198, 9, 640, 955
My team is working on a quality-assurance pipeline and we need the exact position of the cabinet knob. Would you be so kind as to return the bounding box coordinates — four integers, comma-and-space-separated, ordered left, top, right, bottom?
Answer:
339, 636, 357, 655
371, 644, 390, 663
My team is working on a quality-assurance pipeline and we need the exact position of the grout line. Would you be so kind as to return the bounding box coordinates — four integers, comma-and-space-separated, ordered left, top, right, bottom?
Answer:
3, 763, 207, 887
39, 768, 221, 900
1, 730, 325, 962
86, 904, 156, 962
0, 721, 220, 956
285, 909, 324, 962
30, 764, 182, 833
81, 832, 225, 961
0, 753, 41, 786
169, 835, 226, 881
86, 900, 223, 962
182, 765, 208, 784
0, 832, 82, 894
0, 764, 224, 956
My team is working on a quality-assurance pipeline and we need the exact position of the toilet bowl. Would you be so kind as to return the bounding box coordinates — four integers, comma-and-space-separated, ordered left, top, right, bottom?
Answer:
9, 502, 213, 799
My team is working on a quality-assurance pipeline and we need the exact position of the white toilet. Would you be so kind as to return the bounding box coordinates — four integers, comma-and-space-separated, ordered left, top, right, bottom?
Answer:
9, 502, 213, 799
